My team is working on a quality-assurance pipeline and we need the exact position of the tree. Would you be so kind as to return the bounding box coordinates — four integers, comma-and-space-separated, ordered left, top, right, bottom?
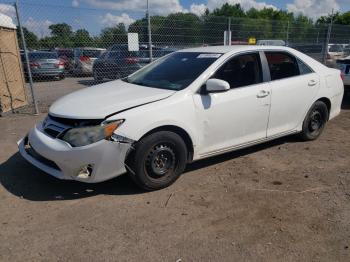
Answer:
17, 27, 39, 49
49, 23, 73, 38
73, 29, 92, 47
48, 23, 74, 47
99, 23, 127, 48
212, 3, 245, 18
317, 11, 350, 25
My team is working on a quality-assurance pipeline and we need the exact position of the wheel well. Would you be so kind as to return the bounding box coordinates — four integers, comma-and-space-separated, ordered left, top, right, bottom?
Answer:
317, 97, 331, 118
140, 125, 194, 162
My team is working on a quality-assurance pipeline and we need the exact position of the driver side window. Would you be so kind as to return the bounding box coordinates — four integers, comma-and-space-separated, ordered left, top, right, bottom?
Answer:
212, 53, 263, 89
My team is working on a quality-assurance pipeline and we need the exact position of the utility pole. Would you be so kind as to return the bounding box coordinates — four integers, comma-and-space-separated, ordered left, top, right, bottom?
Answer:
147, 0, 153, 62
323, 8, 334, 64
15, 0, 39, 114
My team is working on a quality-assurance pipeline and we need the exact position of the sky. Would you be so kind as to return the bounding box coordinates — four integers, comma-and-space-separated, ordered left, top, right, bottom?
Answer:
0, 0, 349, 37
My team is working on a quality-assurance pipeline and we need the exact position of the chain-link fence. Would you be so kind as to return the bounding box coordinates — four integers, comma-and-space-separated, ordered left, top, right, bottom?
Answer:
0, 1, 349, 114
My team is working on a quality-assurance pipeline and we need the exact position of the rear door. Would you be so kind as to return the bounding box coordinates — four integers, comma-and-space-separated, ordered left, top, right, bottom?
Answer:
265, 51, 319, 137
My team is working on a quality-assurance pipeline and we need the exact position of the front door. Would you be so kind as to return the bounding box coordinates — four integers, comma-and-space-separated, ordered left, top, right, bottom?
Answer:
193, 52, 271, 156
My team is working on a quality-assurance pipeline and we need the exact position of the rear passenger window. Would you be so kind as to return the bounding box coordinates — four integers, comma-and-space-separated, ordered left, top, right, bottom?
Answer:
297, 59, 313, 75
265, 52, 300, 80
212, 53, 262, 88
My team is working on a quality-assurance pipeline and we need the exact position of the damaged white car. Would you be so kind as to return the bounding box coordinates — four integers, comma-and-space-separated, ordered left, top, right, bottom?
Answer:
18, 46, 344, 190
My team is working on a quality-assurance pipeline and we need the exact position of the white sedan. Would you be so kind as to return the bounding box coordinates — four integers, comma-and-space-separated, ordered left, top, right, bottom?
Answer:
18, 45, 344, 190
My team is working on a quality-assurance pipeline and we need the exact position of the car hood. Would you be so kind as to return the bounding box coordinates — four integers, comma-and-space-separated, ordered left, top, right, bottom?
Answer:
49, 80, 175, 119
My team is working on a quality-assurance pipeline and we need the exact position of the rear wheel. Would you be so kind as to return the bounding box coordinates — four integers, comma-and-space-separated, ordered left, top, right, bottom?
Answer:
128, 131, 187, 191
300, 101, 329, 141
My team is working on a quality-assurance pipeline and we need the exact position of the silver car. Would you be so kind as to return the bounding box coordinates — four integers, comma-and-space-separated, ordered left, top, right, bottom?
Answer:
25, 51, 65, 80
73, 48, 106, 76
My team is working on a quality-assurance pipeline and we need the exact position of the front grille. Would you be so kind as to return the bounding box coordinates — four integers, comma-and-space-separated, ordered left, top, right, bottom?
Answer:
48, 115, 103, 127
44, 127, 61, 138
42, 115, 104, 138
25, 142, 61, 171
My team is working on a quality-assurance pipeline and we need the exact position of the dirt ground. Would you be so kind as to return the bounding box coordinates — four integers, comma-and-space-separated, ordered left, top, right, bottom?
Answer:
1, 78, 350, 261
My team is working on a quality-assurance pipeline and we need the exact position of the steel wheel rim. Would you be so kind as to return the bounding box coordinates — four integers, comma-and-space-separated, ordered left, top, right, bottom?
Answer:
308, 110, 324, 133
145, 143, 176, 179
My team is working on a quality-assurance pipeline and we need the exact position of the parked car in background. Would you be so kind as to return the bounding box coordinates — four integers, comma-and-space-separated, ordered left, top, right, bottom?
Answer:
288, 44, 324, 62
93, 46, 176, 81
337, 56, 350, 86
55, 48, 74, 73
326, 44, 345, 68
22, 51, 65, 80
18, 45, 343, 190
73, 47, 105, 76
137, 46, 177, 66
93, 50, 142, 81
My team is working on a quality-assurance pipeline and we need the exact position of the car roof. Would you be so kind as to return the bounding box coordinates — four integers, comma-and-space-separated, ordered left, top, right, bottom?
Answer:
179, 45, 293, 54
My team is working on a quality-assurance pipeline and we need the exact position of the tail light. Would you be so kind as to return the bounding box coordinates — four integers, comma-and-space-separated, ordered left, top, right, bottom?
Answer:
124, 57, 139, 64
80, 56, 91, 63
30, 62, 39, 69
56, 60, 65, 69
341, 72, 345, 81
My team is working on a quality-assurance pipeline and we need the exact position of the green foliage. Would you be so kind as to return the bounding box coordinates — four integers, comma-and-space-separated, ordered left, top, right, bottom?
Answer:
18, 3, 350, 50
74, 29, 93, 47
98, 23, 127, 48
317, 11, 350, 25
17, 27, 39, 49
212, 3, 245, 17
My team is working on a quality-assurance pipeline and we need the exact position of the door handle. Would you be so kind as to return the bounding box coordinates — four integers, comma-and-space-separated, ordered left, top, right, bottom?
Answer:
257, 90, 270, 98
308, 79, 318, 86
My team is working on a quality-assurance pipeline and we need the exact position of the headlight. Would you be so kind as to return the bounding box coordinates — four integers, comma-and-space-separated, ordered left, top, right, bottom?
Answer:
61, 120, 124, 147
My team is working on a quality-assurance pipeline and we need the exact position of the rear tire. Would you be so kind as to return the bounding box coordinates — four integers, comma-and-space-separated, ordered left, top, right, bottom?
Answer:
128, 131, 188, 191
300, 101, 329, 141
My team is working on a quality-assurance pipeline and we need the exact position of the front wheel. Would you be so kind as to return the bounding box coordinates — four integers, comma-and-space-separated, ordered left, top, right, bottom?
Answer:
128, 131, 188, 191
300, 101, 329, 141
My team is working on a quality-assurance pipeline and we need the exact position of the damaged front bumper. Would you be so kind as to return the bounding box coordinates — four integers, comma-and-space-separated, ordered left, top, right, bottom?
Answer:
17, 123, 132, 183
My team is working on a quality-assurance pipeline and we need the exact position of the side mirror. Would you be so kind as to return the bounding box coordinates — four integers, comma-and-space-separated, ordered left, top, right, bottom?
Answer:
205, 79, 230, 93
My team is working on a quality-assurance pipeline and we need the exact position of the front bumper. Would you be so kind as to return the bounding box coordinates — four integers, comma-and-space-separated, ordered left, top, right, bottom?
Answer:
18, 123, 131, 183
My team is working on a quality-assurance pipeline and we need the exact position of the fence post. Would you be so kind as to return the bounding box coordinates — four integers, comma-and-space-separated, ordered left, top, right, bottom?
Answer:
323, 9, 334, 65
323, 23, 333, 65
146, 0, 153, 62
14, 0, 39, 115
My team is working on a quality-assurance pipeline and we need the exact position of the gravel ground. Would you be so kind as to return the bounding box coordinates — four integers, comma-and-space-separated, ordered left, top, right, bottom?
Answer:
1, 78, 350, 261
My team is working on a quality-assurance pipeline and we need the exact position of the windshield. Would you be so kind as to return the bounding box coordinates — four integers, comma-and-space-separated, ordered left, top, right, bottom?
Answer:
29, 52, 58, 60
125, 52, 221, 90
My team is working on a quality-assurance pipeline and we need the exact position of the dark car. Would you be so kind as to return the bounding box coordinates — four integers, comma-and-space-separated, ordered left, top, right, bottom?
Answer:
56, 48, 74, 73
93, 45, 176, 81
92, 50, 142, 81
